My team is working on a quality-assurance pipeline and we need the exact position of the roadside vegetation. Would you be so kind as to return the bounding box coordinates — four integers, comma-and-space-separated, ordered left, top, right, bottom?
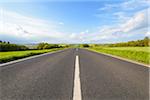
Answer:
0, 41, 29, 51
0, 41, 68, 63
84, 37, 150, 64
89, 47, 149, 64
0, 37, 149, 64
0, 49, 63, 63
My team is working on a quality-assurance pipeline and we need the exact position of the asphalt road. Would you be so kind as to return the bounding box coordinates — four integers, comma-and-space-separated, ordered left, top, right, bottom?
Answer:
0, 48, 149, 100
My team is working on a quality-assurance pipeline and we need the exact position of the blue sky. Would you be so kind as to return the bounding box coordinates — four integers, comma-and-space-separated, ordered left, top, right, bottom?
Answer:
0, 0, 149, 44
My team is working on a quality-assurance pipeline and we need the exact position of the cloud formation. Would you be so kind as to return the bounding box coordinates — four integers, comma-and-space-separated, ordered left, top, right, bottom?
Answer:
0, 4, 149, 44
0, 9, 69, 43
99, 0, 149, 11
76, 9, 149, 43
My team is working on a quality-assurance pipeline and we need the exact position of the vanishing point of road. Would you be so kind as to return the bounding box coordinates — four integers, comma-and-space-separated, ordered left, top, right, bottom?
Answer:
0, 48, 149, 100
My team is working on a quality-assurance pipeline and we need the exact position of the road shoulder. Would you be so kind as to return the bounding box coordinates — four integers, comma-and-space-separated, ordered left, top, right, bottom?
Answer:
85, 48, 149, 68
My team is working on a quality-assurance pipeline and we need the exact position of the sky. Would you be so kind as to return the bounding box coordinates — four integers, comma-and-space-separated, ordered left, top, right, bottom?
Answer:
0, 0, 149, 44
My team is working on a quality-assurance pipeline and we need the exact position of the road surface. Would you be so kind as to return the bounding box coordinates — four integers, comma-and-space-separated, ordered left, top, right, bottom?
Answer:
0, 48, 149, 100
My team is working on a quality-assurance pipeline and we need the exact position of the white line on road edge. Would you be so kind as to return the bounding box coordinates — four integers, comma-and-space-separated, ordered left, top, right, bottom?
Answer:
73, 55, 82, 100
0, 49, 67, 67
86, 49, 149, 68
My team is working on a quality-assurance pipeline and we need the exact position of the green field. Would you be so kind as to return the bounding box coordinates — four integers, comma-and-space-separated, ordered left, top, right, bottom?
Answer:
0, 48, 63, 63
88, 47, 150, 64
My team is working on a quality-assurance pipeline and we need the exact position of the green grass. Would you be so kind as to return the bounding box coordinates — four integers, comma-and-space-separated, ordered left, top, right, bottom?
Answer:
88, 47, 150, 64
0, 48, 63, 63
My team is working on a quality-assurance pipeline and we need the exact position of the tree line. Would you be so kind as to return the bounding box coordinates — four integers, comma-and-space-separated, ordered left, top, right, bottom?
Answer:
0, 41, 66, 51
37, 43, 62, 49
78, 37, 149, 48
108, 37, 149, 47
0, 41, 29, 51
0, 37, 149, 51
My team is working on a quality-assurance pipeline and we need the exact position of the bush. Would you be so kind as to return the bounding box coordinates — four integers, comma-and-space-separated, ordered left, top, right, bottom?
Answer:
0, 42, 28, 51
108, 37, 149, 47
37, 43, 61, 50
80, 44, 89, 47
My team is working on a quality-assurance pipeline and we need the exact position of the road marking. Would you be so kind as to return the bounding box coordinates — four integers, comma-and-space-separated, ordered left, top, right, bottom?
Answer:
0, 49, 67, 67
86, 49, 149, 68
73, 55, 82, 100
76, 48, 78, 51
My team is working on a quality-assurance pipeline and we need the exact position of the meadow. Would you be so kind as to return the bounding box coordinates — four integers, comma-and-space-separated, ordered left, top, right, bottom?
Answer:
0, 48, 63, 63
88, 47, 150, 64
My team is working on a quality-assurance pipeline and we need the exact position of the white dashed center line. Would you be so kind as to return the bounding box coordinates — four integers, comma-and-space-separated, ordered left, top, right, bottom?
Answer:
73, 55, 82, 100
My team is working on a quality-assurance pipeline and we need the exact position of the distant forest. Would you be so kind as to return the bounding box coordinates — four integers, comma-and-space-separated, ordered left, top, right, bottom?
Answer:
0, 37, 149, 51
108, 37, 149, 47
0, 40, 29, 51
85, 37, 150, 48
0, 41, 63, 51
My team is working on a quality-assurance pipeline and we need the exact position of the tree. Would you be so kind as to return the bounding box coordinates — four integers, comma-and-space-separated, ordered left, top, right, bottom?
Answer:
37, 43, 48, 49
43, 44, 49, 49
81, 44, 89, 47
37, 43, 61, 50
0, 42, 28, 51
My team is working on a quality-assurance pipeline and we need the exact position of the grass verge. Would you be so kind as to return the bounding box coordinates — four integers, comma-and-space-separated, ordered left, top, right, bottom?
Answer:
88, 47, 150, 64
0, 48, 63, 63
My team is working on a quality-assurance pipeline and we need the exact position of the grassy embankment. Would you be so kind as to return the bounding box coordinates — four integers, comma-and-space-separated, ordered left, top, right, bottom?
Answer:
88, 47, 150, 64
0, 48, 63, 63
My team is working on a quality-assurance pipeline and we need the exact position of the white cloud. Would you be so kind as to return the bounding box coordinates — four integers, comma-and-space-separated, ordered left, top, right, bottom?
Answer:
98, 4, 117, 11
59, 22, 64, 25
113, 12, 130, 22
145, 32, 150, 37
0, 7, 149, 44
0, 9, 70, 43
120, 0, 149, 10
0, 9, 92, 43
121, 9, 148, 32
99, 0, 149, 11
81, 9, 149, 43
